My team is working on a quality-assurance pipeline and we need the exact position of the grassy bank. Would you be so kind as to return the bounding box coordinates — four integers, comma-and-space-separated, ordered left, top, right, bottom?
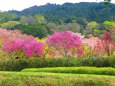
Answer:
0, 71, 115, 86
22, 67, 115, 76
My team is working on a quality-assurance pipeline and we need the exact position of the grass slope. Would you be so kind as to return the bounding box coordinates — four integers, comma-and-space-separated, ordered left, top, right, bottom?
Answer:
0, 71, 115, 86
22, 67, 115, 76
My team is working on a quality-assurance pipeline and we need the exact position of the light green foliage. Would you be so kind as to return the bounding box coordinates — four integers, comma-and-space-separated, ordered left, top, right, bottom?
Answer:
20, 15, 47, 25
0, 21, 20, 29
0, 12, 17, 23
87, 21, 99, 30
34, 14, 47, 24
48, 23, 81, 32
103, 21, 115, 30
94, 29, 102, 34
20, 16, 27, 25
86, 21, 99, 34
93, 29, 103, 37
57, 23, 81, 32
71, 16, 77, 23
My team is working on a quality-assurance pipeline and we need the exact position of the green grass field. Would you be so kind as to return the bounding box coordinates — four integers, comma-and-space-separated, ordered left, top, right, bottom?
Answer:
0, 72, 115, 86
0, 67, 115, 86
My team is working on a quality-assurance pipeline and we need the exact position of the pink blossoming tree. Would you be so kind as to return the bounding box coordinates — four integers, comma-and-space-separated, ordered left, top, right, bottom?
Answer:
46, 31, 82, 57
2, 39, 44, 59
0, 28, 34, 58
23, 40, 44, 57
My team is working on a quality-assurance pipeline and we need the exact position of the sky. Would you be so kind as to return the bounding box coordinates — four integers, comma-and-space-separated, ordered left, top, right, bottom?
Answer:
0, 0, 115, 11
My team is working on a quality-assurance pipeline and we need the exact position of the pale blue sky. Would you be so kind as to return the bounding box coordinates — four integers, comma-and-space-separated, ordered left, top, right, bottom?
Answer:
0, 0, 115, 11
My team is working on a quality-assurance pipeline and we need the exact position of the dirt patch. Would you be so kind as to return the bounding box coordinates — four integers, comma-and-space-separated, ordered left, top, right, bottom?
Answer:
0, 73, 7, 78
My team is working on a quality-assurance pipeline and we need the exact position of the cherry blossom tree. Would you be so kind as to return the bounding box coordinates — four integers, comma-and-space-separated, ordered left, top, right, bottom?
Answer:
2, 39, 44, 59
23, 40, 44, 57
0, 28, 35, 59
46, 31, 82, 57
82, 32, 114, 57
0, 28, 44, 59
0, 28, 34, 46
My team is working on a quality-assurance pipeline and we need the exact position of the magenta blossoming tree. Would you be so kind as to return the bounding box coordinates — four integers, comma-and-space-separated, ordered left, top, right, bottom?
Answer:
23, 40, 44, 57
0, 28, 34, 45
2, 39, 44, 59
3, 39, 26, 59
0, 28, 35, 58
3, 39, 25, 52
46, 31, 82, 57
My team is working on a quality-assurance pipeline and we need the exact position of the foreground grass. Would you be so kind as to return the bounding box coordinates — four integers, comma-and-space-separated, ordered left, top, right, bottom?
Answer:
22, 67, 115, 76
0, 71, 115, 86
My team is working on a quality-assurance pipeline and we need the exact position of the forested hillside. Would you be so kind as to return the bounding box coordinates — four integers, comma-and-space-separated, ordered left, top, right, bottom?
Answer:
0, 2, 114, 39
9, 2, 115, 23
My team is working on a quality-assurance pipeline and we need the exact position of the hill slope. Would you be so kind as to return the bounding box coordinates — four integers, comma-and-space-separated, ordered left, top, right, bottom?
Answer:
9, 2, 115, 23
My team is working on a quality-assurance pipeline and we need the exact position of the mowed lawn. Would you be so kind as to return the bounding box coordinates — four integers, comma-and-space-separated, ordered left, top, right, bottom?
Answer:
0, 67, 115, 86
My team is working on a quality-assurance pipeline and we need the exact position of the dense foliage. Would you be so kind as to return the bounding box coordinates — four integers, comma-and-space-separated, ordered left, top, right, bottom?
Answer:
0, 12, 17, 23
11, 24, 53, 38
0, 57, 115, 71
0, 3, 114, 38
9, 2, 115, 23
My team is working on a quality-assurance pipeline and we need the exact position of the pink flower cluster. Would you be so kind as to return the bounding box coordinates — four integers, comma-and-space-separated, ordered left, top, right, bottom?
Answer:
46, 31, 83, 57
3, 39, 25, 52
47, 31, 82, 49
23, 40, 44, 57
2, 39, 44, 57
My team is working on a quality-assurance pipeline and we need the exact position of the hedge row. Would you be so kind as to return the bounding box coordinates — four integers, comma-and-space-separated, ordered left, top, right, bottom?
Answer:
0, 56, 115, 71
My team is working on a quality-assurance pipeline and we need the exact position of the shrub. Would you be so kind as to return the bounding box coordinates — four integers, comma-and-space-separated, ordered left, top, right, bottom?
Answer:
0, 56, 115, 71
